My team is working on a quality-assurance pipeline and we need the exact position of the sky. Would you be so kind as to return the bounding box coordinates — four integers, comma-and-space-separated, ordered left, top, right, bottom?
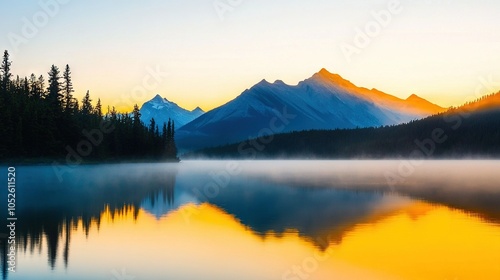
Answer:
1, 0, 500, 112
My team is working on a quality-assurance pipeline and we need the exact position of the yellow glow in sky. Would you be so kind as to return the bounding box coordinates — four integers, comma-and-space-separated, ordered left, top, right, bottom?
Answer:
2, 1, 500, 112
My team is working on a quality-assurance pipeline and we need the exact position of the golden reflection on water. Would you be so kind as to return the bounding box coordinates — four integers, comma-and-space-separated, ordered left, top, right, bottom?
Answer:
59, 202, 500, 280
333, 202, 500, 279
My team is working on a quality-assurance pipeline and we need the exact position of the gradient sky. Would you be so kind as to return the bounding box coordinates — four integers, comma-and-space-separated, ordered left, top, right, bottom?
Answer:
1, 0, 500, 112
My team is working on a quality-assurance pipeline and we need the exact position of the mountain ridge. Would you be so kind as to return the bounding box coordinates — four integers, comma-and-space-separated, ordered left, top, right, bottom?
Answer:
139, 94, 205, 129
189, 91, 500, 159
309, 69, 444, 115
176, 69, 446, 151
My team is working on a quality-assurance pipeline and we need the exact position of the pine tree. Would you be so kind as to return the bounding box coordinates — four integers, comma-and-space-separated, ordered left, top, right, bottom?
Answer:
73, 99, 79, 111
164, 119, 177, 159
94, 98, 102, 118
28, 74, 37, 97
110, 106, 118, 121
0, 52, 181, 161
132, 104, 141, 127
1, 50, 12, 95
81, 90, 93, 115
132, 104, 142, 153
37, 75, 46, 98
171, 120, 177, 159
162, 122, 167, 146
62, 64, 75, 113
166, 119, 172, 144
149, 118, 156, 134
47, 65, 62, 109
0, 50, 12, 157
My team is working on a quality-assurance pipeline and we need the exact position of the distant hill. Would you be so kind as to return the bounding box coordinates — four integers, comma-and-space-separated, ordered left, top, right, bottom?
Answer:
176, 69, 445, 151
140, 94, 204, 128
188, 92, 500, 159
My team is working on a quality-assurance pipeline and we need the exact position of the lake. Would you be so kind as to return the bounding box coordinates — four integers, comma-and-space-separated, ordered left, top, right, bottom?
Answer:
1, 160, 500, 280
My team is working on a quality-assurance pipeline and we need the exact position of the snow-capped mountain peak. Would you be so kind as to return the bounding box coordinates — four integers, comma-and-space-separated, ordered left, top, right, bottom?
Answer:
148, 94, 175, 110
139, 95, 204, 129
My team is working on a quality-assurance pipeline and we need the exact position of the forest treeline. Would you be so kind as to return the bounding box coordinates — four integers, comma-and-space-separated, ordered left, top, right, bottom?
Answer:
0, 50, 178, 162
191, 92, 500, 159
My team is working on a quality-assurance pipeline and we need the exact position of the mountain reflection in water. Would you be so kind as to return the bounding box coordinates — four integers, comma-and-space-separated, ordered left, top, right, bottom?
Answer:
1, 161, 499, 280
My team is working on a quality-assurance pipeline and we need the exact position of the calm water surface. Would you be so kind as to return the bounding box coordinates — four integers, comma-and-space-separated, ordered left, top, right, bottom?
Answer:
1, 160, 500, 280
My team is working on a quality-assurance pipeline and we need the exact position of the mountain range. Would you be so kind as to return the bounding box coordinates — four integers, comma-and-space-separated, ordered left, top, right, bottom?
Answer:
139, 94, 204, 128
191, 92, 500, 158
174, 68, 445, 151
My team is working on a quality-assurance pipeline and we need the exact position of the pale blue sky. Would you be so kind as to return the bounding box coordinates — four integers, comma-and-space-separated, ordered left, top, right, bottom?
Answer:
1, 0, 500, 111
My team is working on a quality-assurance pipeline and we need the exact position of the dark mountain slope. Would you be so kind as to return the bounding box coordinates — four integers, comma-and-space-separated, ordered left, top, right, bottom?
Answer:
189, 92, 500, 159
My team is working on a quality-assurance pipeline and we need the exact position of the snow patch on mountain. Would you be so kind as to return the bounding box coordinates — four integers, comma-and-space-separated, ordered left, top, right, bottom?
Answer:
140, 94, 204, 129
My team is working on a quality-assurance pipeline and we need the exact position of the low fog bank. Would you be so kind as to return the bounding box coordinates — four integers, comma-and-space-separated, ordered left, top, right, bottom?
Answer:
179, 160, 500, 222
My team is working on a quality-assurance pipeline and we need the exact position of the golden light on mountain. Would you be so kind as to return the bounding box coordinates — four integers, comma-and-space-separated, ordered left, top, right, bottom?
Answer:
315, 68, 447, 117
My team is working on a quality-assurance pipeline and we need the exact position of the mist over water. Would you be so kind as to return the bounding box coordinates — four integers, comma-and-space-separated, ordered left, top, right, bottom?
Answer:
179, 160, 500, 221
2, 160, 499, 279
